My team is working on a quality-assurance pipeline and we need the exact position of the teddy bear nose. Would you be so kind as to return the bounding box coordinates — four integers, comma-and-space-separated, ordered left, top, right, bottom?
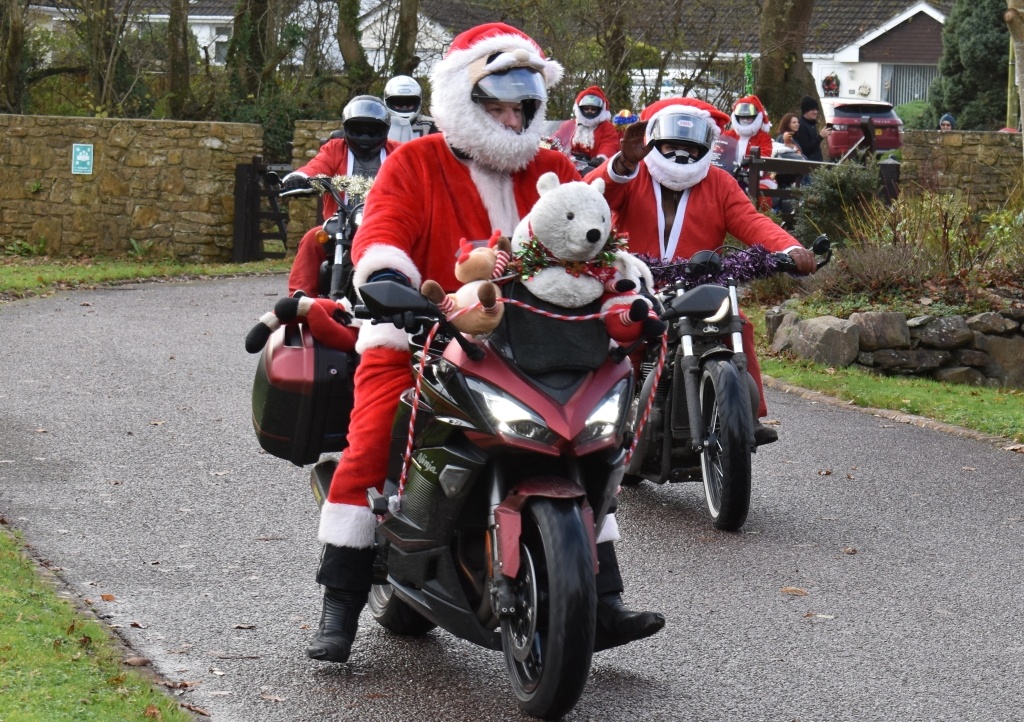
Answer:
586, 228, 602, 244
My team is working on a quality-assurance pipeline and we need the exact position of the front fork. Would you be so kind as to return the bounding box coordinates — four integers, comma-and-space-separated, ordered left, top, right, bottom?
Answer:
677, 281, 748, 454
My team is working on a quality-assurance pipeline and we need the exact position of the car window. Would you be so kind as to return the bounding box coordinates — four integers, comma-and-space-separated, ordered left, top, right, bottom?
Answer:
831, 104, 896, 119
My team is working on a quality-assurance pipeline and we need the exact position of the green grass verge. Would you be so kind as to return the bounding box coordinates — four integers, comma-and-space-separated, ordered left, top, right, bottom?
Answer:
0, 256, 291, 298
0, 527, 194, 722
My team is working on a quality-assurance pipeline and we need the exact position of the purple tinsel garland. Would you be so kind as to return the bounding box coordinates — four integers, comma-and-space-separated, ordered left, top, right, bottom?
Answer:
635, 244, 781, 291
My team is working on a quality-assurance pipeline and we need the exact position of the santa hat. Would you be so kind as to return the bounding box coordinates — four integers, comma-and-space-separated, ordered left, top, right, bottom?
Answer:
429, 22, 563, 172
575, 86, 609, 110
640, 98, 730, 141
732, 94, 771, 134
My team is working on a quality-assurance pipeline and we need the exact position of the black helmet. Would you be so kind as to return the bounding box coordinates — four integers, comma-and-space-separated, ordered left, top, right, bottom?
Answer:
645, 111, 718, 162
470, 67, 547, 128
342, 95, 391, 158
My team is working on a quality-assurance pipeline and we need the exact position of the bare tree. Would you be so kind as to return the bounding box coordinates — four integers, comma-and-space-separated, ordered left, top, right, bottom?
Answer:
0, 0, 28, 112
168, 0, 190, 116
754, 0, 817, 124
1006, 0, 1024, 144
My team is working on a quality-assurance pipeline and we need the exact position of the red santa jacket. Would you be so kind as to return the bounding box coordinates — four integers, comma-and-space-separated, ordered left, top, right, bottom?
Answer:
353, 134, 579, 293
586, 162, 798, 262
721, 128, 773, 163
293, 137, 401, 218
570, 120, 621, 160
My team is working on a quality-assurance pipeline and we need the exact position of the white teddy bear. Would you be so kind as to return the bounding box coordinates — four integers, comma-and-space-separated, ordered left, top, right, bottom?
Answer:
510, 172, 661, 345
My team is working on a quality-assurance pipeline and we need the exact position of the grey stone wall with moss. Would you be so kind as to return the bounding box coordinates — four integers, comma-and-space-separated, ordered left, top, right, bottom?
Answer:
0, 115, 263, 261
899, 130, 1023, 211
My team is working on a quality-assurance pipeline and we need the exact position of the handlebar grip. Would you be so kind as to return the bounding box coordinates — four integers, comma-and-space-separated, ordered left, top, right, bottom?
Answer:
278, 188, 318, 198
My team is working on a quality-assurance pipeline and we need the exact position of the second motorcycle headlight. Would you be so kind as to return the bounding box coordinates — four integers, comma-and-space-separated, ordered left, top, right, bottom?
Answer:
466, 378, 559, 445
574, 378, 630, 447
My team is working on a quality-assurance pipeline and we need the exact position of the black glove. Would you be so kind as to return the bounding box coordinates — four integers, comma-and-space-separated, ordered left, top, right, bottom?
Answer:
375, 311, 422, 333
279, 174, 312, 196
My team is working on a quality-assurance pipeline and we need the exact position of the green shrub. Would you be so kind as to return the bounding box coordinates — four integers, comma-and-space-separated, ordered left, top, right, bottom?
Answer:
793, 161, 881, 245
894, 100, 931, 130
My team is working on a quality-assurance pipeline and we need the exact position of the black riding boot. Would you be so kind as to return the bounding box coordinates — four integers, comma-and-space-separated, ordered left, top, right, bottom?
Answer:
307, 544, 375, 663
594, 541, 665, 651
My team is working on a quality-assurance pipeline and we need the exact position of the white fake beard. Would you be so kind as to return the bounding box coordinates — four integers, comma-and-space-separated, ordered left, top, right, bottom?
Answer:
732, 112, 763, 138
467, 163, 520, 236
644, 150, 713, 191
439, 105, 544, 173
572, 123, 596, 149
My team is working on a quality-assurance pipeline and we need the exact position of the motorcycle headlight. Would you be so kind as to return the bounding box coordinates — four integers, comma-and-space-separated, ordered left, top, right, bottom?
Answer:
574, 378, 630, 447
466, 377, 558, 445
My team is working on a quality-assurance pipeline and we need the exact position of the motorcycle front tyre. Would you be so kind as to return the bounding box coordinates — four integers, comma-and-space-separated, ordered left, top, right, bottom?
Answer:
501, 498, 596, 720
367, 582, 437, 636
698, 359, 753, 531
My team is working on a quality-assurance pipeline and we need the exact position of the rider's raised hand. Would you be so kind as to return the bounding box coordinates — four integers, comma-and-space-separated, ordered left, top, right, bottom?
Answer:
614, 121, 651, 175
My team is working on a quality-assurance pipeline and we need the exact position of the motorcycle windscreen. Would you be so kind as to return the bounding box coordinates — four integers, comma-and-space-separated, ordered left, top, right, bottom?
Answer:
492, 282, 608, 375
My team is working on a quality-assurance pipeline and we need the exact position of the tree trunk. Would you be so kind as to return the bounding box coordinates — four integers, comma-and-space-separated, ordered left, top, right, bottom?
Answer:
755, 0, 817, 128
168, 0, 191, 117
1006, 2, 1024, 149
598, 5, 632, 111
336, 0, 374, 94
391, 0, 420, 77
0, 0, 26, 113
227, 0, 269, 98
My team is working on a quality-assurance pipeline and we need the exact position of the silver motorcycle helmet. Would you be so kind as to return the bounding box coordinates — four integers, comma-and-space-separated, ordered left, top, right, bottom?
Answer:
384, 75, 423, 121
469, 66, 548, 130
342, 95, 391, 159
645, 112, 718, 165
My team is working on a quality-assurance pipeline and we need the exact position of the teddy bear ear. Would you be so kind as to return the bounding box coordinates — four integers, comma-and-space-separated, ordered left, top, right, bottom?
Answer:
536, 171, 560, 196
589, 177, 606, 195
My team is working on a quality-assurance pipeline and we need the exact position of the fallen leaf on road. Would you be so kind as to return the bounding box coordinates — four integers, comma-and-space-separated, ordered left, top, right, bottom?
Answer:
143, 704, 162, 719
100, 594, 116, 602
210, 471, 229, 476
233, 624, 255, 629
817, 469, 833, 476
125, 657, 152, 667
180, 703, 210, 716
150, 420, 166, 426
209, 667, 225, 676
130, 621, 148, 628
35, 428, 47, 433
160, 680, 201, 689
961, 466, 975, 471
781, 587, 808, 596
260, 694, 287, 702
843, 547, 857, 555
1004, 444, 1024, 453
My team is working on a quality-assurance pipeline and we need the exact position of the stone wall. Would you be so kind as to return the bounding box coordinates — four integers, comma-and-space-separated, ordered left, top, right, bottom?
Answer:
767, 309, 1024, 389
286, 120, 344, 249
899, 129, 1023, 211
0, 115, 263, 261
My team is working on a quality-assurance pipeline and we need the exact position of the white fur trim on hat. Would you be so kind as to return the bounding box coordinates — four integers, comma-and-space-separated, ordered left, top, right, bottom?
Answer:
731, 111, 765, 138
318, 501, 377, 548
429, 30, 562, 173
354, 243, 423, 291
574, 106, 612, 129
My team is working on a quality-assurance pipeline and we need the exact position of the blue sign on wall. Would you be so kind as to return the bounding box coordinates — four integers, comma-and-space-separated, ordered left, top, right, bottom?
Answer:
72, 144, 94, 175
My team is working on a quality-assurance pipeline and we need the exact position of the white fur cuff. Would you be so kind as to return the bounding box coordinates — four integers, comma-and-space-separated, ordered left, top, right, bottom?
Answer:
596, 512, 621, 544
354, 244, 423, 292
318, 501, 377, 548
355, 322, 409, 354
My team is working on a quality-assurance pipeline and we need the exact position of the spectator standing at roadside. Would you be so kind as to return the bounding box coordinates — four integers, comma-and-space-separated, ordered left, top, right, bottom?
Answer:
774, 113, 803, 153
794, 95, 831, 162
938, 113, 955, 131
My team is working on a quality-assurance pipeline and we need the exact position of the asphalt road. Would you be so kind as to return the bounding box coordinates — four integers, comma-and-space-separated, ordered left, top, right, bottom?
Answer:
1, 276, 1022, 722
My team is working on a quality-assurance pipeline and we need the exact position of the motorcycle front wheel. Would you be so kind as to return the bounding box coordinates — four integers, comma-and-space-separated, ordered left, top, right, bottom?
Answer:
501, 498, 596, 720
699, 359, 753, 531
367, 582, 437, 636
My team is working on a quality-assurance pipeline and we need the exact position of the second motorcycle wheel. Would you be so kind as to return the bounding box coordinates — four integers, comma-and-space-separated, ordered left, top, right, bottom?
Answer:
698, 359, 753, 531
367, 582, 437, 636
501, 498, 596, 720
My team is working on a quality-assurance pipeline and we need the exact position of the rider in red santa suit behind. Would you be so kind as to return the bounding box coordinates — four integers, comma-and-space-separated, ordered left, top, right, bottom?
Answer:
721, 94, 773, 163
565, 85, 620, 165
281, 96, 402, 297
306, 22, 665, 665
585, 97, 817, 444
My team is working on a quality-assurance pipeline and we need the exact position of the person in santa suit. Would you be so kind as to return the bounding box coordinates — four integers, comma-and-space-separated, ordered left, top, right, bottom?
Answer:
306, 22, 665, 665
280, 95, 401, 297
721, 95, 775, 205
585, 97, 817, 444
563, 86, 620, 166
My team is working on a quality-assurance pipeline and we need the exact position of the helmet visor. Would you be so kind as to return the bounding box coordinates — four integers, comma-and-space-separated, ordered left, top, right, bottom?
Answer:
578, 94, 604, 109
471, 67, 547, 104
646, 112, 717, 151
343, 97, 390, 126
733, 102, 757, 117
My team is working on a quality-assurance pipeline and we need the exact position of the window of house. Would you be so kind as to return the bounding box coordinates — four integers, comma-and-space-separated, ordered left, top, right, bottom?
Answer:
214, 25, 233, 64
